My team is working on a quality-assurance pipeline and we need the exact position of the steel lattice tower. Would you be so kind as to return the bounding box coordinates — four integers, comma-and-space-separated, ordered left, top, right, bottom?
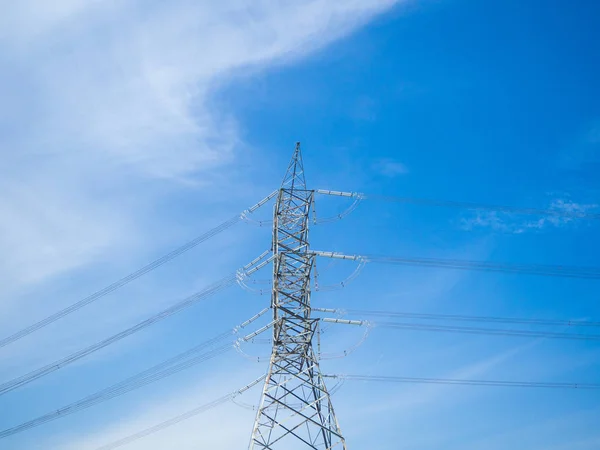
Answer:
249, 143, 347, 450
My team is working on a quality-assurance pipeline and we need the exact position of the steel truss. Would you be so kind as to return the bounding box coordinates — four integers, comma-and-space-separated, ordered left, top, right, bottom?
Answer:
249, 143, 347, 450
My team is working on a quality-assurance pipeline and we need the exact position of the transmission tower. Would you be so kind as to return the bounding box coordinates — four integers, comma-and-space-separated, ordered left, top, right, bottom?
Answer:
249, 143, 347, 450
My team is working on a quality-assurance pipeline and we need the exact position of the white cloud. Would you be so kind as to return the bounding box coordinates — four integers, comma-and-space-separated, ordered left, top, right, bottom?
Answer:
0, 3, 414, 448
373, 158, 409, 177
0, 0, 401, 296
0, 2, 404, 446
0, 177, 133, 289
550, 198, 599, 215
460, 199, 598, 234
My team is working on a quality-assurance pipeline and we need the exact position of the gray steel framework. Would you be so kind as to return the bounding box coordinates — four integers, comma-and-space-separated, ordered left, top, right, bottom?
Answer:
249, 143, 346, 450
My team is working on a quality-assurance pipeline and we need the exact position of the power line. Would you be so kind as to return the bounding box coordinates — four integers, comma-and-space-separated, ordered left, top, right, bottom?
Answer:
369, 255, 600, 279
322, 317, 600, 341
313, 251, 600, 279
0, 218, 236, 350
324, 374, 600, 389
0, 276, 235, 396
94, 376, 265, 450
0, 345, 231, 439
0, 191, 276, 350
314, 308, 600, 328
370, 321, 600, 341
0, 310, 270, 439
97, 396, 230, 450
360, 193, 600, 221
0, 252, 271, 396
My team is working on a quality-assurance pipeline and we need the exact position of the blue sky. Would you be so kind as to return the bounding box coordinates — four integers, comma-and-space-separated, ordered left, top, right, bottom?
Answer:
0, 0, 599, 449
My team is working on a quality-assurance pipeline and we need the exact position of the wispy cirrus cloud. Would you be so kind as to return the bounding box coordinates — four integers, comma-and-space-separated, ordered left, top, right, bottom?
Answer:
0, 2, 404, 448
460, 198, 599, 234
373, 158, 409, 177
0, 0, 401, 298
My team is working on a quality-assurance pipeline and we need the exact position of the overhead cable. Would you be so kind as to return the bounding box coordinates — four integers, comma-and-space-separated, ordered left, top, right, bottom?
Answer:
234, 320, 277, 362
319, 325, 371, 360
372, 321, 600, 341
324, 374, 600, 390
94, 376, 265, 450
0, 278, 232, 396
313, 257, 366, 292
0, 191, 277, 350
0, 253, 272, 396
316, 190, 600, 221
0, 346, 230, 439
313, 308, 600, 328
0, 311, 269, 439
313, 195, 363, 224
313, 251, 600, 279
322, 317, 600, 341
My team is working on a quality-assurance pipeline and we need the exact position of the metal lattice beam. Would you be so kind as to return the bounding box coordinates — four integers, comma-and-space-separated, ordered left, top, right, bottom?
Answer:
249, 143, 347, 450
